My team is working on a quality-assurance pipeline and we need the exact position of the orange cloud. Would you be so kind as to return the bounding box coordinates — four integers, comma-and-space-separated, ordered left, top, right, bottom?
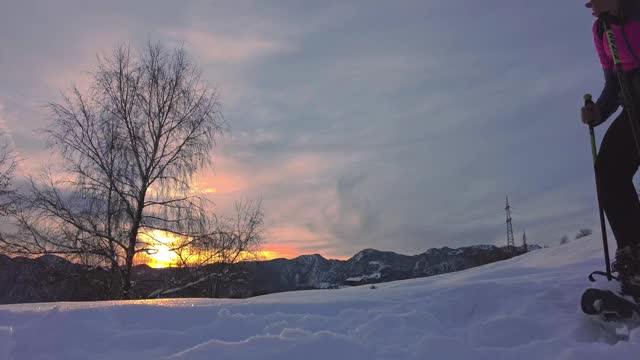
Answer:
267, 225, 348, 260
256, 244, 300, 260
188, 148, 358, 260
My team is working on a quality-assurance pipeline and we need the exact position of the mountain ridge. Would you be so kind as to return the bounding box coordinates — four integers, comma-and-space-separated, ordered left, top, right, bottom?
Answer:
0, 243, 539, 304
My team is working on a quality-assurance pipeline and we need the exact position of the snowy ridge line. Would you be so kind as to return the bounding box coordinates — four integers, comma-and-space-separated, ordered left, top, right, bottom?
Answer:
1, 236, 639, 359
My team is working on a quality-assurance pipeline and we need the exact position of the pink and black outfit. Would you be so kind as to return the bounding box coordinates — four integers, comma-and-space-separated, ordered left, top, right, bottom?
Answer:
592, 0, 640, 252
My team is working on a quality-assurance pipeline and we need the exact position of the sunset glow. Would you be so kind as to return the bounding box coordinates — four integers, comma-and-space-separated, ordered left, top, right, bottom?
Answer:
136, 229, 302, 268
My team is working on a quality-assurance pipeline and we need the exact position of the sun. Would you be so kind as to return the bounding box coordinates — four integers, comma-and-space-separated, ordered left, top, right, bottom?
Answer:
138, 230, 181, 268
145, 244, 178, 268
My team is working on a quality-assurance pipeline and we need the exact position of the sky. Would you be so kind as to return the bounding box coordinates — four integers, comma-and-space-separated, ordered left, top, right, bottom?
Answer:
0, 0, 616, 259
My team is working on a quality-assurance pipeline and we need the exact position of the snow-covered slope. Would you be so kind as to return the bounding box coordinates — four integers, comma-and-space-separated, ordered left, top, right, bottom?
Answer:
0, 236, 638, 359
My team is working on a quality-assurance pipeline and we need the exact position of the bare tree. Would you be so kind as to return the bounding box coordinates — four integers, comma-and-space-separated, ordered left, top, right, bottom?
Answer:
0, 43, 223, 298
151, 199, 264, 298
0, 141, 17, 215
560, 235, 569, 245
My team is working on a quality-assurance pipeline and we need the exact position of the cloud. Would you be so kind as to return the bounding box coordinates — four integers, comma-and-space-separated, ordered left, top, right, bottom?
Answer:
266, 224, 347, 259
0, 102, 18, 155
0, 0, 613, 258
165, 28, 289, 63
0, 103, 9, 136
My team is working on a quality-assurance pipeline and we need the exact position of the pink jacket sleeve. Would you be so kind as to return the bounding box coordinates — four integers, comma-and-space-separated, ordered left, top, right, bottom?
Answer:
593, 21, 614, 71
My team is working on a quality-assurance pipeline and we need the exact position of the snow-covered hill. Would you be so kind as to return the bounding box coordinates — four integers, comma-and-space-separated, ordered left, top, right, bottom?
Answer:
0, 236, 638, 359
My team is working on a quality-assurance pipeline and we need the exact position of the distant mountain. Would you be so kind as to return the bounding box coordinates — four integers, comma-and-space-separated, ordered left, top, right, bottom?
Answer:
0, 244, 540, 304
0, 255, 115, 304
238, 245, 538, 296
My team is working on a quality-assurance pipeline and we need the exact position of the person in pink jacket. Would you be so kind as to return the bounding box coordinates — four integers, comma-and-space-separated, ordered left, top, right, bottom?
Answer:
582, 0, 640, 297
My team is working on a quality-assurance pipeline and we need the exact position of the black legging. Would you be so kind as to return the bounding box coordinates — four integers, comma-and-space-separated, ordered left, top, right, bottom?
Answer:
596, 109, 640, 249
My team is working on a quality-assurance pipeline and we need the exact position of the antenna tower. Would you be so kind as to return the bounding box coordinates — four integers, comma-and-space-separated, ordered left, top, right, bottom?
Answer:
505, 197, 515, 251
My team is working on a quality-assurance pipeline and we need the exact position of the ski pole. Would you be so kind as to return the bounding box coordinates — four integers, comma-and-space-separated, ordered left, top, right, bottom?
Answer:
600, 14, 640, 159
585, 93, 612, 281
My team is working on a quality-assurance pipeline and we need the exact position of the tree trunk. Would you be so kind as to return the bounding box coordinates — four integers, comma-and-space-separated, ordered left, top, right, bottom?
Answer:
214, 278, 221, 298
122, 250, 135, 299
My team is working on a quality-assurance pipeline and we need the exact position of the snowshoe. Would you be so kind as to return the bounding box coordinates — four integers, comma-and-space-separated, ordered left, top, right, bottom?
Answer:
580, 288, 640, 341
581, 288, 640, 320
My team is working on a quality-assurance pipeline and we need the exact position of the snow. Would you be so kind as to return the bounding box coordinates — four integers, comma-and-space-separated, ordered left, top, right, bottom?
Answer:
345, 272, 382, 282
1, 236, 640, 359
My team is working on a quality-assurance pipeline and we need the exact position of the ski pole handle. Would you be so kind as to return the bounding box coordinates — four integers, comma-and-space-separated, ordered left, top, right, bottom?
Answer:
584, 93, 593, 105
